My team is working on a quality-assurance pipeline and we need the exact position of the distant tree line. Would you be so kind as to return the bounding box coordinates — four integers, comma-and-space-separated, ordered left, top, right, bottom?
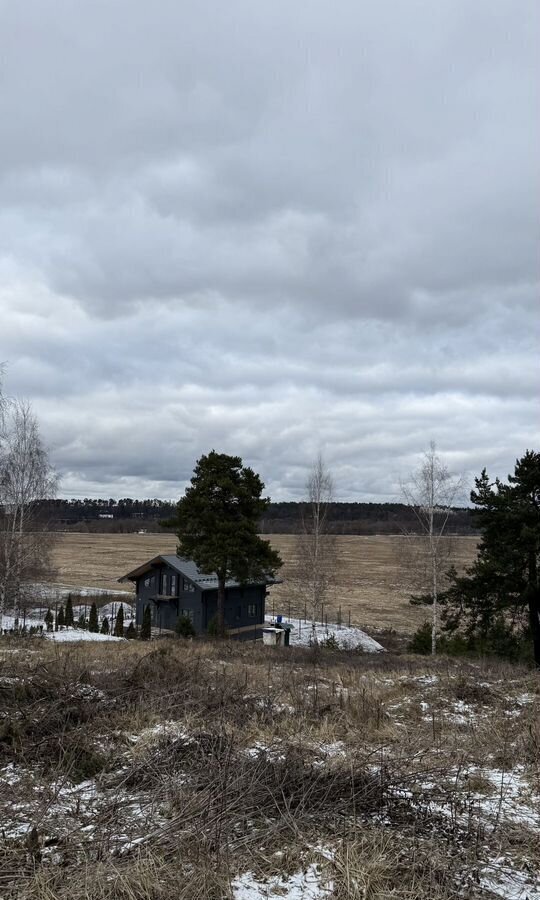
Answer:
36, 497, 478, 535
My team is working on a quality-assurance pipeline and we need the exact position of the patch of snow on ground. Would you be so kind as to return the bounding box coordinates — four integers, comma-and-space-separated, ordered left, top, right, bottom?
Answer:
265, 616, 384, 652
44, 628, 126, 643
128, 721, 191, 745
480, 856, 540, 900
232, 863, 333, 899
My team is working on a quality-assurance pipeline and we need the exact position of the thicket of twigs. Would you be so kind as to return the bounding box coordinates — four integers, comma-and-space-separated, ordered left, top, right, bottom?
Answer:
0, 638, 538, 899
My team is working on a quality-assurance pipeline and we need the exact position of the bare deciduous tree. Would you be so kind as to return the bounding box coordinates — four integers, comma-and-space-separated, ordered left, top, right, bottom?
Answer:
400, 442, 464, 654
0, 398, 58, 630
293, 454, 337, 638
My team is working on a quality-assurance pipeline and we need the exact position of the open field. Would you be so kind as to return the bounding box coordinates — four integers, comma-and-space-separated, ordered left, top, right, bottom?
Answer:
0, 638, 538, 899
50, 533, 479, 634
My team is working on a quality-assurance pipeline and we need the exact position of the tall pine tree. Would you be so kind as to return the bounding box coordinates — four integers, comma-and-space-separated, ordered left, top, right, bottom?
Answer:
442, 450, 540, 666
164, 451, 282, 636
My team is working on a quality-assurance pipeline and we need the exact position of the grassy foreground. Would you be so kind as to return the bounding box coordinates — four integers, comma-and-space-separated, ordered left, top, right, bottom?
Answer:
0, 638, 538, 899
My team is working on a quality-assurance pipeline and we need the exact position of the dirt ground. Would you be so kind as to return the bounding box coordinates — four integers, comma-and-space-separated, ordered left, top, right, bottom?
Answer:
50, 533, 478, 634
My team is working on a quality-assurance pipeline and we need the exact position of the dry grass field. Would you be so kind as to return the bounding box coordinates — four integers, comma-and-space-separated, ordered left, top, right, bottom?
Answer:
50, 533, 478, 634
0, 638, 538, 899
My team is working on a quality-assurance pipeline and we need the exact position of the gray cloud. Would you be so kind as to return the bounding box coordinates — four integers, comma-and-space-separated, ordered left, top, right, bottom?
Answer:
0, 0, 538, 500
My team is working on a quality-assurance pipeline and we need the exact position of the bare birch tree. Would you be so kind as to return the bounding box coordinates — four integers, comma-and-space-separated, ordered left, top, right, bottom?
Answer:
0, 399, 57, 630
293, 454, 337, 638
400, 442, 464, 654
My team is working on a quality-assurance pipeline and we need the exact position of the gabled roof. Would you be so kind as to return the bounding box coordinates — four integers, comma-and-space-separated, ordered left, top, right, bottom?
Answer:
119, 554, 281, 592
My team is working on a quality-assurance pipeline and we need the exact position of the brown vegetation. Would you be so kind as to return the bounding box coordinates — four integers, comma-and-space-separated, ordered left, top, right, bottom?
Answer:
0, 637, 537, 898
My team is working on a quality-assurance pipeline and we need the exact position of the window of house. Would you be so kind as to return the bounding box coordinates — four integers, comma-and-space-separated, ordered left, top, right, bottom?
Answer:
144, 575, 153, 588
161, 572, 168, 594
171, 575, 177, 595
183, 579, 195, 592
248, 604, 257, 617
180, 608, 194, 622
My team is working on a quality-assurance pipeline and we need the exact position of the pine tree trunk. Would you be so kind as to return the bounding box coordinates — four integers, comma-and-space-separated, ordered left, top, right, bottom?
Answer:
527, 550, 540, 668
217, 575, 226, 637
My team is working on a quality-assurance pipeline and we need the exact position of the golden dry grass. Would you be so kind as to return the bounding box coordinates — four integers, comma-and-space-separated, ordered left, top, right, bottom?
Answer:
50, 533, 478, 634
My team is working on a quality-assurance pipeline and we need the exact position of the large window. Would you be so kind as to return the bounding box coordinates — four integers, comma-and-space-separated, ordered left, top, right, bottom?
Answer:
161, 572, 168, 594
144, 575, 154, 588
171, 574, 177, 595
182, 579, 195, 593
248, 604, 257, 618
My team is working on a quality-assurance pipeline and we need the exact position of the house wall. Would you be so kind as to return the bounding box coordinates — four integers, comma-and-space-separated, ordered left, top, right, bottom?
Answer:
203, 584, 266, 637
134, 563, 202, 632
134, 561, 267, 639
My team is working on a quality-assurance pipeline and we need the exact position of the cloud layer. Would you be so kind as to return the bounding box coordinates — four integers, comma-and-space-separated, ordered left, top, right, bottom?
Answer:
1, 0, 538, 499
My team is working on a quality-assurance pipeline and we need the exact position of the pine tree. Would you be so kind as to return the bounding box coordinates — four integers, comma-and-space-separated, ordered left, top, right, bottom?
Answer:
88, 602, 99, 633
65, 595, 74, 627
164, 451, 282, 636
44, 608, 54, 632
140, 605, 152, 640
57, 605, 65, 628
442, 450, 540, 666
113, 604, 124, 638
100, 616, 109, 634
77, 613, 87, 630
126, 621, 137, 639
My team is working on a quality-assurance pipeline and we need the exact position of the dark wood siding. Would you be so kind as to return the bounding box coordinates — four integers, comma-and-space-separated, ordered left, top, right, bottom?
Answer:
134, 561, 267, 639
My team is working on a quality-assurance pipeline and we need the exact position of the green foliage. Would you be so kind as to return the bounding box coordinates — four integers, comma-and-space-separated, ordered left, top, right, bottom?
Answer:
125, 621, 137, 640
57, 605, 65, 628
44, 608, 54, 632
65, 595, 74, 627
140, 605, 152, 640
408, 622, 433, 655
88, 602, 99, 633
113, 604, 124, 638
165, 451, 283, 636
442, 450, 540, 666
77, 613, 87, 630
175, 615, 196, 638
100, 616, 109, 635
320, 633, 340, 650
206, 615, 229, 638
409, 592, 434, 606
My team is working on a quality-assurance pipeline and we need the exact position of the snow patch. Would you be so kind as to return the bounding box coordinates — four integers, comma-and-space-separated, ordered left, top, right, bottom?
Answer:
232, 862, 333, 899
265, 617, 384, 652
44, 628, 126, 643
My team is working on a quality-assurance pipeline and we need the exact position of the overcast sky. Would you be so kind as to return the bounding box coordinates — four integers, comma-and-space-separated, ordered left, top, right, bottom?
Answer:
1, 0, 538, 502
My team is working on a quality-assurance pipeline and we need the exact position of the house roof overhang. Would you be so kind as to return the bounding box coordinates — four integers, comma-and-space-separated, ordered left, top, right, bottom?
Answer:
119, 554, 284, 592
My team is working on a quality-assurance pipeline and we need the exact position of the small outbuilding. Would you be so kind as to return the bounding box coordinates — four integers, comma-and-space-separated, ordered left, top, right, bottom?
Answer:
120, 554, 280, 640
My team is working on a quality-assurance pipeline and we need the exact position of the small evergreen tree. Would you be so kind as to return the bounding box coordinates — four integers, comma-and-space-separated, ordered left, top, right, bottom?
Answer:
175, 614, 196, 638
140, 605, 152, 640
77, 613, 87, 630
126, 621, 137, 639
408, 621, 433, 655
57, 605, 65, 628
88, 602, 99, 633
101, 616, 110, 635
44, 608, 54, 632
114, 604, 124, 638
65, 595, 74, 627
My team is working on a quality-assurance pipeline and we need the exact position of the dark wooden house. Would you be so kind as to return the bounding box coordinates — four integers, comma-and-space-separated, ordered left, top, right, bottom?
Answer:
120, 555, 279, 640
